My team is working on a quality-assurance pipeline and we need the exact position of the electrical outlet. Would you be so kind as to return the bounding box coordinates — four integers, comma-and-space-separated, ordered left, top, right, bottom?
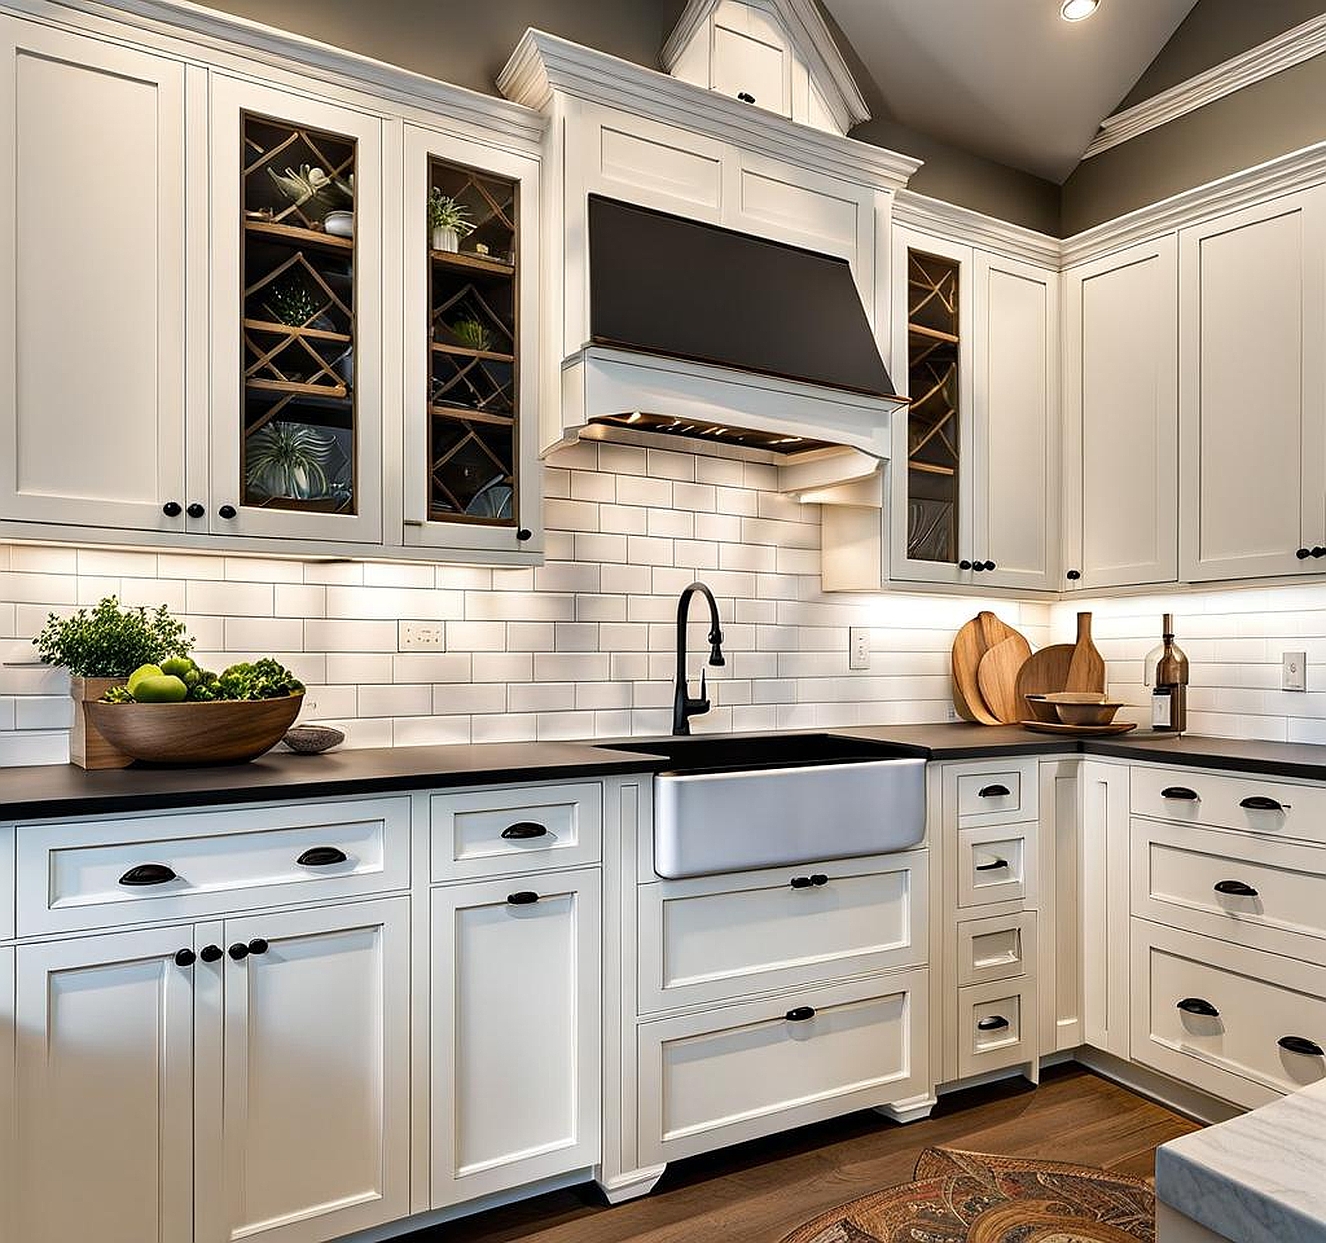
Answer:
399, 621, 446, 652
1283, 651, 1307, 692
946, 703, 959, 722
849, 627, 871, 671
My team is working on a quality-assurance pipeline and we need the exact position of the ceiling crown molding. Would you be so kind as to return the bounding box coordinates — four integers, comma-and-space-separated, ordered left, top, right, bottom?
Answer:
661, 0, 871, 134
498, 29, 920, 193
1083, 12, 1326, 159
893, 191, 1062, 269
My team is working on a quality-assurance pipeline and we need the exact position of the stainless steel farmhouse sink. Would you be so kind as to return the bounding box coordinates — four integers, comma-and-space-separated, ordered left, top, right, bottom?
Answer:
598, 734, 927, 879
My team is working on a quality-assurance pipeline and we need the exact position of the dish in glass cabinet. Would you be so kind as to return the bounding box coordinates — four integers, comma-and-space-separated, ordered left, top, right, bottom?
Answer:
465, 479, 514, 520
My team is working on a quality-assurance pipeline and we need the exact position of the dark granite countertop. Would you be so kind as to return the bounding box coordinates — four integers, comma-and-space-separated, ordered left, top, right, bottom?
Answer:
3, 723, 1326, 821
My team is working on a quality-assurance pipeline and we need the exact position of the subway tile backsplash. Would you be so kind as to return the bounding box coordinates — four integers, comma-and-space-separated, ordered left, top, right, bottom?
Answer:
0, 443, 1048, 766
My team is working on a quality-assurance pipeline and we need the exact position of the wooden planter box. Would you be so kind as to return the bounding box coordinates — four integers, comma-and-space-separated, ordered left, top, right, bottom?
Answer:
69, 676, 132, 769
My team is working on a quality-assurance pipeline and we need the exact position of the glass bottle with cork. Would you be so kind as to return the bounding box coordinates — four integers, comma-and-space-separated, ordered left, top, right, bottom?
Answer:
1146, 613, 1188, 733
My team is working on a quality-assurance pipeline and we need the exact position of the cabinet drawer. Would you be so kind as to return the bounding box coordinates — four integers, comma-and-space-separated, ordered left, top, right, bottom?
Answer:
957, 822, 1035, 909
638, 851, 927, 1014
16, 797, 409, 935
957, 977, 1036, 1078
957, 911, 1036, 988
1131, 766, 1326, 844
1131, 919, 1326, 1109
954, 760, 1037, 825
430, 782, 602, 881
637, 968, 928, 1165
1132, 818, 1326, 959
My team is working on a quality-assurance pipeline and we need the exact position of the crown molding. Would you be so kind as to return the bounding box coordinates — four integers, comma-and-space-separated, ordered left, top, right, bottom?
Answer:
1083, 12, 1326, 160
893, 190, 1061, 268
660, 0, 871, 134
499, 28, 920, 194
1062, 139, 1326, 267
25, 0, 546, 146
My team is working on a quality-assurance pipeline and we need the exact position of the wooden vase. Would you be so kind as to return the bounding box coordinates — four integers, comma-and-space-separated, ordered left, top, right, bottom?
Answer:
69, 676, 133, 770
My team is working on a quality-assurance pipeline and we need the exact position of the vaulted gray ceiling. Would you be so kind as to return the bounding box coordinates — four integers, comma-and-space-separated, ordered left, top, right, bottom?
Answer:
824, 0, 1198, 182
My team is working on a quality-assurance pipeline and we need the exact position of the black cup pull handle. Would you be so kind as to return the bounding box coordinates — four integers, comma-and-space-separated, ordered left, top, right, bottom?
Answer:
501, 822, 548, 841
785, 1006, 815, 1022
1161, 787, 1199, 801
1177, 997, 1220, 1017
1241, 795, 1288, 812
507, 891, 540, 905
1214, 880, 1259, 897
977, 1015, 1009, 1032
978, 784, 1011, 798
296, 846, 347, 867
199, 944, 224, 963
1279, 1035, 1325, 1057
119, 863, 177, 887
975, 858, 1009, 872
227, 942, 249, 961
174, 948, 196, 967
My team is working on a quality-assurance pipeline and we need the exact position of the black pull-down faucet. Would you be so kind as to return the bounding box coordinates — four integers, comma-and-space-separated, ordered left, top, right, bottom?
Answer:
673, 581, 726, 735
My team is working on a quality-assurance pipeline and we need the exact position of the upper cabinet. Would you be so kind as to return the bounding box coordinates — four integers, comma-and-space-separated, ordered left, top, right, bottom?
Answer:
0, 20, 189, 535
1178, 189, 1326, 582
888, 227, 1059, 593
1062, 237, 1179, 592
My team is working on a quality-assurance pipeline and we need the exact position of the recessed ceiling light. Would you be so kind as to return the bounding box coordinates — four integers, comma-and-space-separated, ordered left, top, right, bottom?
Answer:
1061, 0, 1099, 20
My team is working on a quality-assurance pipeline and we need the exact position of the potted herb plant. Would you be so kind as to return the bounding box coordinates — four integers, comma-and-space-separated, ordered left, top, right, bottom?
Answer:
33, 597, 192, 769
428, 189, 474, 253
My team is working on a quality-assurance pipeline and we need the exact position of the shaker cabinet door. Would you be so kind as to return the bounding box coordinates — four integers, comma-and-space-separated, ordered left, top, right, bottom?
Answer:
0, 19, 188, 534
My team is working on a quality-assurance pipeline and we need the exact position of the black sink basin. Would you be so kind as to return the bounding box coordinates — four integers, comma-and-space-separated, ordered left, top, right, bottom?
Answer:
596, 732, 922, 776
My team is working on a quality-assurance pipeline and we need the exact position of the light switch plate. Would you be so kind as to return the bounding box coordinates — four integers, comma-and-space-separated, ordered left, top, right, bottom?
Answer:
849, 627, 871, 671
399, 621, 446, 651
1283, 651, 1307, 692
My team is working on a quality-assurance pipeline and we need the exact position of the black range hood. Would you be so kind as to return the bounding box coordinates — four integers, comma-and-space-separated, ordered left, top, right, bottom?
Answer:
588, 195, 897, 402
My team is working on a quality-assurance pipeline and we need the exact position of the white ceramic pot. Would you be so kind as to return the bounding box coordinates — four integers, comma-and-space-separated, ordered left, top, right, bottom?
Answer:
432, 225, 459, 253
324, 210, 354, 238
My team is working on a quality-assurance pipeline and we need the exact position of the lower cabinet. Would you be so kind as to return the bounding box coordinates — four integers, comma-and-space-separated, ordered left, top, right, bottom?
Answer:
9, 899, 410, 1243
431, 868, 601, 1207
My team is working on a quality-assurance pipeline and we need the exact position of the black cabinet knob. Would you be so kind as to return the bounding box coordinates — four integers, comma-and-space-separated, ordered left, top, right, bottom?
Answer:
501, 822, 548, 841
507, 891, 540, 905
1314, 547, 1326, 559
1298, 548, 1313, 560
1279, 1035, 1325, 1057
785, 1006, 815, 1022
977, 1015, 1010, 1032
247, 938, 269, 956
186, 503, 205, 519
1177, 996, 1219, 1017
296, 846, 348, 867
119, 863, 177, 887
971, 561, 985, 572
199, 944, 224, 963
810, 873, 829, 887
1066, 569, 1082, 581
983, 560, 997, 571
1214, 879, 1259, 897
174, 948, 196, 967
162, 501, 183, 517
218, 504, 237, 520
790, 875, 813, 888
516, 527, 532, 542
959, 560, 973, 571
737, 91, 756, 103
227, 942, 250, 961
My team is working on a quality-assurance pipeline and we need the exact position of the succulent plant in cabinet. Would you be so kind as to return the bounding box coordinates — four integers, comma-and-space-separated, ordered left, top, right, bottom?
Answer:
246, 422, 334, 501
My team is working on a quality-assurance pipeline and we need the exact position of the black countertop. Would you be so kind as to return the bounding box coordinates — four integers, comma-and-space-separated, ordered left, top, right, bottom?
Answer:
3, 724, 1326, 821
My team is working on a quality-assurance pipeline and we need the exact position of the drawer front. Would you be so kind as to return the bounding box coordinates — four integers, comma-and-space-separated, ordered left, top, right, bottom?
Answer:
957, 823, 1035, 909
1131, 765, 1326, 845
1132, 818, 1326, 959
957, 977, 1037, 1079
954, 760, 1037, 826
957, 911, 1036, 988
1131, 919, 1326, 1108
638, 851, 928, 1014
638, 968, 929, 1165
430, 782, 602, 881
17, 797, 410, 935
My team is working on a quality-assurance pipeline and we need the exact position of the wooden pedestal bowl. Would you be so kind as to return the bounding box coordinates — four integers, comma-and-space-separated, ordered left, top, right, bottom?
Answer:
85, 693, 303, 765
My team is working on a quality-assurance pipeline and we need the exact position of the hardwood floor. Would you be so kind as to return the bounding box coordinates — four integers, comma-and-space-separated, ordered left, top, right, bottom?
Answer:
416, 1065, 1200, 1242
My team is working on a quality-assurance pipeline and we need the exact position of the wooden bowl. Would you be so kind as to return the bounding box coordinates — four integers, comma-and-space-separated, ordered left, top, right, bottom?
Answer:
1023, 694, 1060, 724
1053, 699, 1124, 727
85, 694, 304, 765
1042, 692, 1110, 704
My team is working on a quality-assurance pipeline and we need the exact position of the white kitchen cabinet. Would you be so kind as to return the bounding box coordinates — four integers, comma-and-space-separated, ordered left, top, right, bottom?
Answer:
0, 19, 189, 535
1, 944, 15, 1243
1179, 188, 1326, 582
431, 868, 601, 1207
203, 897, 410, 1243
1063, 237, 1179, 591
208, 74, 385, 545
1080, 760, 1130, 1059
12, 925, 197, 1243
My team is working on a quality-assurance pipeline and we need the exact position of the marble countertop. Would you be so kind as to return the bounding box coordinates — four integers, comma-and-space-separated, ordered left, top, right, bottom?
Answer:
1156, 1080, 1326, 1243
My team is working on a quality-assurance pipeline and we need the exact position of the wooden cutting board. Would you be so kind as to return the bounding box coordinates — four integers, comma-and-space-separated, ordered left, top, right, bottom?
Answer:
1066, 611, 1107, 694
1015, 643, 1077, 713
977, 633, 1033, 725
952, 612, 1020, 726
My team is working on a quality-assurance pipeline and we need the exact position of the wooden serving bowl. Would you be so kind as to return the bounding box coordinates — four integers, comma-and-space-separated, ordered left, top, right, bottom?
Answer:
85, 694, 303, 765
1023, 694, 1060, 724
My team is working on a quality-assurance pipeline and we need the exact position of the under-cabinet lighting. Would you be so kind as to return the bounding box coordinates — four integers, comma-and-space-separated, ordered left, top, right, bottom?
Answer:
1060, 0, 1099, 20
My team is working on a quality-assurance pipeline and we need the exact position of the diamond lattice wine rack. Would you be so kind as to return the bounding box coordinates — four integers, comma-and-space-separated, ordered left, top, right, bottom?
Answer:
427, 158, 519, 526
240, 112, 358, 514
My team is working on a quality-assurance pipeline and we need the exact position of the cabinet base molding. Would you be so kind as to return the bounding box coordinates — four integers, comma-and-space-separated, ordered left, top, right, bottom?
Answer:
873, 1094, 937, 1125
1072, 1048, 1242, 1128
595, 1164, 668, 1205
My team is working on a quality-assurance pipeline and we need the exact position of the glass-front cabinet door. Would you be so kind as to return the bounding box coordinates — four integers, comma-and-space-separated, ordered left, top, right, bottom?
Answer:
402, 125, 541, 557
209, 76, 383, 543
889, 227, 973, 585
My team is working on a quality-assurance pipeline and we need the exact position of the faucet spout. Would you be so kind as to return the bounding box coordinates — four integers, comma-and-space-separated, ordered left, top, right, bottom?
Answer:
673, 581, 725, 735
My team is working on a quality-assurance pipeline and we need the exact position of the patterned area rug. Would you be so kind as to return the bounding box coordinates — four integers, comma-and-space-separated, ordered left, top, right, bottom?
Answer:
782, 1148, 1155, 1243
